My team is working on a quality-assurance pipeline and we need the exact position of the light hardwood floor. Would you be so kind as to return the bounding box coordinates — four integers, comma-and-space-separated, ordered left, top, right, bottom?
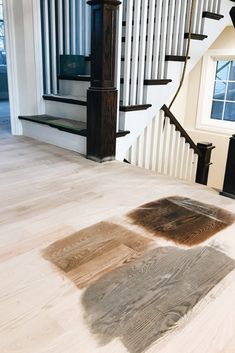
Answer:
0, 132, 235, 353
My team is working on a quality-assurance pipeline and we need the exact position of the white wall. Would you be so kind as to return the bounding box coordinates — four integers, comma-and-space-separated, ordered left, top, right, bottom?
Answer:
3, 0, 44, 134
172, 26, 235, 190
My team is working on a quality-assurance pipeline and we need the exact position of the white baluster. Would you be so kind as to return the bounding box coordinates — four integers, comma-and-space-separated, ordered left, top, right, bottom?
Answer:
191, 153, 199, 182
58, 0, 64, 55
152, 0, 163, 79
145, 119, 154, 170
137, 0, 148, 103
145, 0, 156, 79
195, 0, 204, 34
156, 112, 165, 173
178, 0, 188, 55
172, 0, 182, 56
161, 116, 171, 174
64, 0, 70, 54
173, 130, 181, 178
78, 0, 83, 55
158, 0, 169, 79
123, 0, 134, 106
167, 123, 175, 176
130, 0, 141, 105
183, 143, 190, 181
42, 0, 51, 94
151, 115, 159, 171
71, 0, 76, 55
50, 0, 57, 94
166, 0, 176, 56
84, 2, 91, 56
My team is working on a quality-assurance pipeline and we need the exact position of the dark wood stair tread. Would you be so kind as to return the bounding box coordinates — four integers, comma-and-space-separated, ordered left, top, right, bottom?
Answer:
43, 93, 152, 112
165, 55, 190, 62
184, 33, 208, 40
58, 75, 171, 87
119, 104, 152, 112
19, 115, 130, 138
144, 79, 172, 85
58, 75, 91, 82
202, 12, 224, 20
43, 94, 87, 106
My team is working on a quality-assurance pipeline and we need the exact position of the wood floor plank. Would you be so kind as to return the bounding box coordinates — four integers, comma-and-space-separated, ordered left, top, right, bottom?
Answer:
69, 243, 137, 288
43, 222, 153, 273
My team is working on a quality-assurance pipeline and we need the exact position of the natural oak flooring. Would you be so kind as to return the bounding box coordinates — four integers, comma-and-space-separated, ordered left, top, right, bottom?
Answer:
128, 196, 235, 246
1, 133, 235, 353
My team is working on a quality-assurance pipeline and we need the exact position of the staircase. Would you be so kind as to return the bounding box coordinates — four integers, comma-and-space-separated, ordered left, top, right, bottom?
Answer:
19, 0, 233, 181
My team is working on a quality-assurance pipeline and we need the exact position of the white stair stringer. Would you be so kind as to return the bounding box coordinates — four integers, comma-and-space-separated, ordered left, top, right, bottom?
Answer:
116, 0, 232, 161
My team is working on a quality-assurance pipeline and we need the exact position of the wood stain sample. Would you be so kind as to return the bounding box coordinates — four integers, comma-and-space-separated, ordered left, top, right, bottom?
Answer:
128, 196, 235, 246
43, 221, 153, 288
82, 246, 235, 353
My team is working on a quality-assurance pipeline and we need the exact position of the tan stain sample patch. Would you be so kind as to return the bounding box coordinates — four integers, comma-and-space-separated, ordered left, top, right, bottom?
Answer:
82, 246, 235, 353
43, 222, 153, 288
128, 196, 235, 246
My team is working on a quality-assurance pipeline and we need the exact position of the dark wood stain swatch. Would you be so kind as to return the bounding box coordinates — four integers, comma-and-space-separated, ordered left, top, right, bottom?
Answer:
82, 246, 235, 353
43, 222, 153, 288
128, 196, 235, 246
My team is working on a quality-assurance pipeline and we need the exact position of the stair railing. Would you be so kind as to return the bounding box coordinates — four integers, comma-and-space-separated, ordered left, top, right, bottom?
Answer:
40, 0, 91, 95
118, 0, 222, 107
125, 105, 214, 185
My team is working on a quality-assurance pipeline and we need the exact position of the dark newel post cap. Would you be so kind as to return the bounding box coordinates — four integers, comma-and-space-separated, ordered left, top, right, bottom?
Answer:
230, 7, 235, 27
197, 142, 215, 150
231, 134, 235, 139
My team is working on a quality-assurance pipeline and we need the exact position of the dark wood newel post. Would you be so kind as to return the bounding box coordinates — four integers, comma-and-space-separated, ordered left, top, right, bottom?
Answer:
220, 134, 235, 199
196, 142, 215, 185
87, 0, 121, 162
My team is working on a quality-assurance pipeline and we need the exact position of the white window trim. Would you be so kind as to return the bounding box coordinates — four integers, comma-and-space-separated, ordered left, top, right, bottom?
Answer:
196, 49, 235, 136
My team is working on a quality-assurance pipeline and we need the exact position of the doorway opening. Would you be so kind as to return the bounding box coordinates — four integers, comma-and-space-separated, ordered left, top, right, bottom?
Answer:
0, 0, 11, 135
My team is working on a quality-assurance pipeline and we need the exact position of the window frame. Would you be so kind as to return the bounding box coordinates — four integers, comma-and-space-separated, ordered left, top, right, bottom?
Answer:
196, 49, 235, 135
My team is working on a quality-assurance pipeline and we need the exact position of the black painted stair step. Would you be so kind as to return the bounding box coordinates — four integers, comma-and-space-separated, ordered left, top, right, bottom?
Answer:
144, 79, 172, 85
19, 115, 130, 138
43, 94, 152, 112
58, 75, 171, 86
165, 55, 190, 62
58, 75, 91, 82
184, 33, 208, 40
120, 78, 172, 85
119, 104, 152, 112
202, 12, 224, 20
43, 94, 87, 106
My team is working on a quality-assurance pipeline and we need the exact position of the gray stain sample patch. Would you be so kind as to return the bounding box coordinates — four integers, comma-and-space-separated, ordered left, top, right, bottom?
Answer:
82, 246, 235, 353
128, 196, 235, 246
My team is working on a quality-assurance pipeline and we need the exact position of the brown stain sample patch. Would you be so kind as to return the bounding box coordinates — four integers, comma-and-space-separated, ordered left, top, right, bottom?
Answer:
43, 221, 153, 288
82, 246, 235, 353
128, 196, 235, 246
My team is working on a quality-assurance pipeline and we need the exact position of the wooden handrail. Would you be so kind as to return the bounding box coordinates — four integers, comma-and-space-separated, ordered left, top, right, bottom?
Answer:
161, 104, 201, 156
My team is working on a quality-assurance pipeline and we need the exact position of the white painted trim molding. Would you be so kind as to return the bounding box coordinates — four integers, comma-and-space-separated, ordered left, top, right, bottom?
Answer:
2, 0, 45, 135
2, 0, 22, 135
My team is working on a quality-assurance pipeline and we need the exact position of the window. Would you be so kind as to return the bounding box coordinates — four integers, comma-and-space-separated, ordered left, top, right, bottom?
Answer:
0, 0, 6, 65
211, 61, 235, 122
197, 49, 235, 135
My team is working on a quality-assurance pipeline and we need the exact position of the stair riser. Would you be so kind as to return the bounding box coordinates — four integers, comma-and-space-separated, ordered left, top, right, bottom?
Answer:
45, 101, 87, 122
22, 120, 86, 154
59, 80, 90, 98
